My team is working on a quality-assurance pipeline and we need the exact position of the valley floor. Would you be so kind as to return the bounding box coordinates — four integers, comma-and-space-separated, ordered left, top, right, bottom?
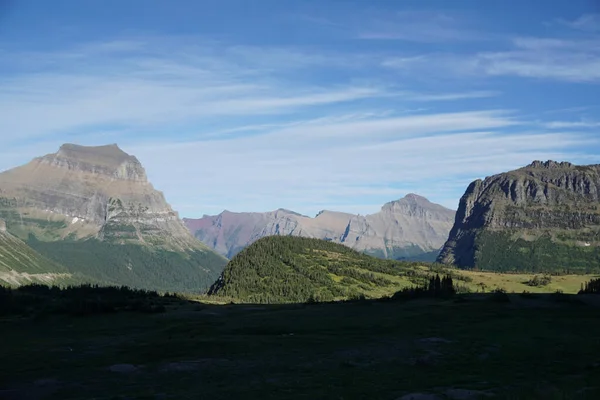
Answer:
2, 294, 600, 399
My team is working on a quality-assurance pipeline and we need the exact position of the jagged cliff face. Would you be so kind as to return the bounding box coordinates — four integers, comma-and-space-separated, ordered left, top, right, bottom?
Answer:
184, 194, 456, 260
0, 144, 199, 248
438, 161, 600, 272
0, 144, 227, 292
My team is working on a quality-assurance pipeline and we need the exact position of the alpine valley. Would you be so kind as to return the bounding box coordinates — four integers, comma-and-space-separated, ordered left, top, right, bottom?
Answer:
0, 144, 227, 291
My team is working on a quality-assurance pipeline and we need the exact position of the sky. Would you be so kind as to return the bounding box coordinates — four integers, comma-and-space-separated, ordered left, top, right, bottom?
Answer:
0, 0, 599, 218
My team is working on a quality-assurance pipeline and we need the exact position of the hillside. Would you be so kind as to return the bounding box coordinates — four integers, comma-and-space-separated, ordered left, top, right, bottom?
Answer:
0, 144, 227, 292
185, 194, 455, 261
438, 160, 600, 273
0, 220, 78, 286
210, 236, 596, 303
208, 236, 415, 303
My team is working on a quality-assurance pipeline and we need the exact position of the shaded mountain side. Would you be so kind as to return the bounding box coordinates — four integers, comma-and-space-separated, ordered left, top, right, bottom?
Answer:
185, 194, 455, 261
26, 237, 225, 292
438, 160, 600, 273
208, 236, 435, 304
0, 144, 227, 292
0, 220, 81, 286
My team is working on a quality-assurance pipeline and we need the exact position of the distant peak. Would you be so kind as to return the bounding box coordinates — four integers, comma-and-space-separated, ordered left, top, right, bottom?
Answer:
384, 193, 431, 208
526, 160, 574, 169
403, 193, 430, 202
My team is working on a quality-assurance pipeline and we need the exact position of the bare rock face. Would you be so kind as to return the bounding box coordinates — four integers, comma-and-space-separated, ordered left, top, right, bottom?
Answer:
0, 144, 199, 249
0, 144, 227, 292
438, 160, 600, 272
184, 194, 456, 260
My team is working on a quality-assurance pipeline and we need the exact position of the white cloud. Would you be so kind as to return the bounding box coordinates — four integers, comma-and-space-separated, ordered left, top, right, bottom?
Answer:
544, 120, 600, 129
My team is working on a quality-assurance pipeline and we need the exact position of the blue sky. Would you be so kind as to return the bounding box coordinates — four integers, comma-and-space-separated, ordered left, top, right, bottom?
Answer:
0, 0, 599, 217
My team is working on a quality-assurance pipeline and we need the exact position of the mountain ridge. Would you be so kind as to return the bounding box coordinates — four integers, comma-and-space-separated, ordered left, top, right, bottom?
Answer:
184, 194, 456, 260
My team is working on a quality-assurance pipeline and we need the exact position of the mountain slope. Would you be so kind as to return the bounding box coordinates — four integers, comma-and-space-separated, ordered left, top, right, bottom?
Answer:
0, 219, 77, 286
185, 194, 455, 261
208, 236, 433, 303
438, 160, 600, 273
0, 144, 227, 292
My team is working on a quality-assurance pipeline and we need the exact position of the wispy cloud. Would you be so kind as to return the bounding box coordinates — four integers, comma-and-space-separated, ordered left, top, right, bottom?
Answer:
411, 91, 499, 101
557, 13, 600, 32
383, 36, 600, 82
1, 12, 599, 217
358, 10, 482, 43
0, 40, 394, 144
544, 120, 600, 129
128, 124, 598, 215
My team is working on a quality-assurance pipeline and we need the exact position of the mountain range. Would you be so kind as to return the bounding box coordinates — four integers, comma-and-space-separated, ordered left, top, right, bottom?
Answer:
438, 160, 600, 273
184, 194, 456, 261
0, 144, 226, 291
2, 144, 599, 293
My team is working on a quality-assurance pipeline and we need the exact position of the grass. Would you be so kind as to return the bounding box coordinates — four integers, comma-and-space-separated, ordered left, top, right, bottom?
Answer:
456, 269, 595, 294
1, 293, 599, 399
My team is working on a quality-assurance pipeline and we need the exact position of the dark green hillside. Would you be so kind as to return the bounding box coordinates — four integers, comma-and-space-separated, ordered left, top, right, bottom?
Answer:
209, 236, 439, 303
0, 230, 85, 287
27, 237, 227, 293
474, 230, 600, 274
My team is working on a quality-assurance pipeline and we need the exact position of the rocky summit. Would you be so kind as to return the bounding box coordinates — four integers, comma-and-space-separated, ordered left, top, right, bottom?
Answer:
184, 194, 456, 261
0, 144, 194, 245
438, 160, 600, 273
0, 144, 227, 291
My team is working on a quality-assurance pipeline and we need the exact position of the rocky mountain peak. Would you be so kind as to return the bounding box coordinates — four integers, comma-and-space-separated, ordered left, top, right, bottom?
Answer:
0, 143, 207, 249
382, 194, 427, 209
40, 143, 148, 182
438, 160, 600, 270
380, 194, 452, 218
525, 160, 574, 170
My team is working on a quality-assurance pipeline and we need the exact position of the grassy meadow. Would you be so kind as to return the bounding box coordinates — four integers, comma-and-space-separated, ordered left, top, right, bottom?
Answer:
1, 290, 600, 399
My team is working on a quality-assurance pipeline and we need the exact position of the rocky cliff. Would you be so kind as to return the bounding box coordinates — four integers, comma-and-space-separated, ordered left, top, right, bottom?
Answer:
438, 160, 600, 272
0, 144, 227, 291
184, 194, 456, 261
0, 144, 197, 246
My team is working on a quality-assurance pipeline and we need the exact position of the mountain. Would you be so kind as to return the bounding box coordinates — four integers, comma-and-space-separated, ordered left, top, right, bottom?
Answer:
438, 160, 600, 273
208, 236, 427, 303
0, 144, 227, 292
184, 194, 456, 261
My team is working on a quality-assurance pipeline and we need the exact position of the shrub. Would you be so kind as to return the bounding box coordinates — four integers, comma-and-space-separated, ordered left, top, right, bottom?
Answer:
525, 275, 552, 287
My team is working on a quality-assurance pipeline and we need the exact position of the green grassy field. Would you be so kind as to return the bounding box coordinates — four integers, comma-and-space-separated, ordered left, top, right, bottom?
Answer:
1, 293, 600, 399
